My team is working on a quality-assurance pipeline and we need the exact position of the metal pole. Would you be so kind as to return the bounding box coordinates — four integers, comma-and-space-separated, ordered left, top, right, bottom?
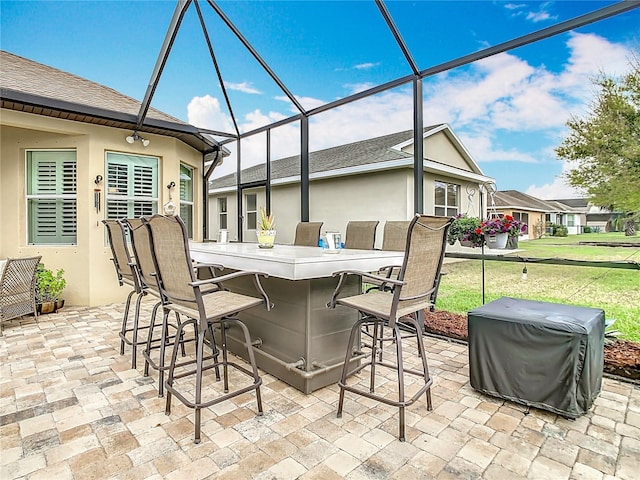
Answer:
413, 77, 424, 214
480, 190, 486, 304
300, 116, 310, 222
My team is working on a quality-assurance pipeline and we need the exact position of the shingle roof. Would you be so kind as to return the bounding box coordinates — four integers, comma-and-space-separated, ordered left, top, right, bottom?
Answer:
0, 50, 218, 153
493, 190, 580, 213
211, 126, 444, 188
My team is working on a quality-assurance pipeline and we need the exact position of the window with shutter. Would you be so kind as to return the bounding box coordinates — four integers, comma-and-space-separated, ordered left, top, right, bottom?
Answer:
179, 164, 194, 238
26, 150, 77, 245
105, 152, 158, 220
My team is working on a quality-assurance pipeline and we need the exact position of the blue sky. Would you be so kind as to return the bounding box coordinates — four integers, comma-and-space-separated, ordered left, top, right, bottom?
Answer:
2, 1, 639, 199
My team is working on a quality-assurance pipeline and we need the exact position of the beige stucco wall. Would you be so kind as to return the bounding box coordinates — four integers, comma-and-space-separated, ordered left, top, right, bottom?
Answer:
209, 168, 484, 249
401, 130, 472, 172
1, 109, 204, 307
494, 208, 546, 239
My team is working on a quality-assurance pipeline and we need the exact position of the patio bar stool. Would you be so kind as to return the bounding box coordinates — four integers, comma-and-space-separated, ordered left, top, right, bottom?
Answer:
126, 217, 219, 396
293, 221, 323, 246
103, 219, 147, 369
328, 214, 453, 441
344, 221, 379, 250
143, 214, 272, 444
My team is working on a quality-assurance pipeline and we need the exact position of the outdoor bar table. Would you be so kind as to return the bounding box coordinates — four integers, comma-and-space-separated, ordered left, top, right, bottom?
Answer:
189, 242, 404, 393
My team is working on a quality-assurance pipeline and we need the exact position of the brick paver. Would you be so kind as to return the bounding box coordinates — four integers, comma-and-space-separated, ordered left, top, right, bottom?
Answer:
0, 302, 638, 479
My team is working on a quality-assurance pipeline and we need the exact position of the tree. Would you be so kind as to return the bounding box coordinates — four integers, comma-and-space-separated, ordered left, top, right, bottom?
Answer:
556, 54, 640, 236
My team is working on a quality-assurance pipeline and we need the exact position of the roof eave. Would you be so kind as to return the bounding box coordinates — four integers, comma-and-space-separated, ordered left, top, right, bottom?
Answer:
1, 88, 220, 154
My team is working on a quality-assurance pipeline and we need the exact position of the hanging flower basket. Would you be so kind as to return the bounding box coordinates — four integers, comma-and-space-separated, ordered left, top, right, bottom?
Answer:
484, 232, 508, 249
480, 215, 528, 250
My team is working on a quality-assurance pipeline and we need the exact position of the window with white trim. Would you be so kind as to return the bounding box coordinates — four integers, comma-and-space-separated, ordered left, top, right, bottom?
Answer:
513, 212, 529, 225
566, 214, 575, 227
245, 193, 257, 230
434, 180, 459, 217
179, 164, 194, 238
105, 152, 158, 219
219, 197, 228, 229
26, 150, 77, 245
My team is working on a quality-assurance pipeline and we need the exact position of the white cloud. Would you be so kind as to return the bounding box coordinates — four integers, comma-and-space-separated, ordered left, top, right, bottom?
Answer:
187, 94, 234, 133
224, 81, 262, 94
354, 62, 380, 70
526, 162, 585, 200
525, 2, 557, 23
504, 3, 526, 11
190, 33, 635, 188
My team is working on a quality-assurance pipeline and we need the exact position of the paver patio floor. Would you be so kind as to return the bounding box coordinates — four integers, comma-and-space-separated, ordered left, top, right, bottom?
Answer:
1, 301, 638, 479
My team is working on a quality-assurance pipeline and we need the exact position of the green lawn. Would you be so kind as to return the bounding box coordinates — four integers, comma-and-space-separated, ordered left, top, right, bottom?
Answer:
438, 233, 640, 342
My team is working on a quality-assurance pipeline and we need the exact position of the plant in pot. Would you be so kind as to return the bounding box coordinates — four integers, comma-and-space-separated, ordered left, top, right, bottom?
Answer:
447, 214, 484, 248
480, 215, 527, 249
256, 206, 276, 248
35, 263, 66, 314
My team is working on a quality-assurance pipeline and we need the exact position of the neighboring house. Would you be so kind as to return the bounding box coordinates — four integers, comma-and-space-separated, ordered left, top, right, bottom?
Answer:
493, 191, 588, 236
208, 124, 495, 248
551, 198, 620, 232
0, 51, 222, 306
543, 200, 585, 235
491, 191, 549, 239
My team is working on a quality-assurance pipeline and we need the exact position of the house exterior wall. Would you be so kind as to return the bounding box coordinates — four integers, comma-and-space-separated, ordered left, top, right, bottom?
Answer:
0, 109, 204, 307
493, 208, 545, 240
209, 169, 483, 249
401, 130, 470, 171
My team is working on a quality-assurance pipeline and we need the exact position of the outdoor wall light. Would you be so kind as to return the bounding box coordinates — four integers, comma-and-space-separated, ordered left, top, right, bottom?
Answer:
167, 181, 176, 189
125, 132, 150, 147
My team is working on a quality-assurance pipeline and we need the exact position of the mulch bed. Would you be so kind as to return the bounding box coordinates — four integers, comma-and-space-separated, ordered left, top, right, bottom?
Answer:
424, 310, 640, 381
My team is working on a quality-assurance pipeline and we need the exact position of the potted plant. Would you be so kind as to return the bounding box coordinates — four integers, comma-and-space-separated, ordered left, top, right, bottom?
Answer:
480, 215, 527, 249
35, 263, 66, 314
256, 206, 276, 248
447, 214, 484, 248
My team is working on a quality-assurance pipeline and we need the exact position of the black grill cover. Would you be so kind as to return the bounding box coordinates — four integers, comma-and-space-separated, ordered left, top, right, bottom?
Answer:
468, 297, 604, 418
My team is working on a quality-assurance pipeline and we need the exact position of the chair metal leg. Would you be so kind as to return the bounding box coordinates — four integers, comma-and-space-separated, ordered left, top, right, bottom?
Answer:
394, 323, 406, 442
234, 318, 264, 415
144, 301, 162, 377
337, 316, 368, 419
193, 326, 206, 444
369, 320, 380, 393
119, 289, 136, 355
129, 291, 145, 369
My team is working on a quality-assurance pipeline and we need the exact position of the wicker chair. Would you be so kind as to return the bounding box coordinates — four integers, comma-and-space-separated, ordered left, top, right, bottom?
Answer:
103, 219, 147, 369
0, 256, 41, 331
344, 221, 379, 250
328, 214, 453, 441
142, 214, 271, 444
293, 222, 323, 247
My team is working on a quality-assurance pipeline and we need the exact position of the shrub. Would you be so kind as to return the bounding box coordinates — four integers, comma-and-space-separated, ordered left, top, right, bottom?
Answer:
35, 264, 66, 303
583, 226, 592, 233
554, 225, 568, 237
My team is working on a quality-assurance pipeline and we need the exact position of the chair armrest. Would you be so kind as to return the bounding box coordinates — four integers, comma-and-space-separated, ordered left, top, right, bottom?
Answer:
192, 261, 224, 271
327, 270, 404, 308
377, 264, 401, 277
190, 271, 273, 311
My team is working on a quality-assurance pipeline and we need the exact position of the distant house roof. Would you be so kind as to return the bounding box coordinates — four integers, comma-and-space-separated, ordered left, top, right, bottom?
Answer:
210, 124, 492, 190
552, 198, 589, 209
493, 190, 581, 213
0, 50, 219, 154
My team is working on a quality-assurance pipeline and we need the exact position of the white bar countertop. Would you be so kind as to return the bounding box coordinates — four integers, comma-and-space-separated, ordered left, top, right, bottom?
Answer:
189, 242, 404, 281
